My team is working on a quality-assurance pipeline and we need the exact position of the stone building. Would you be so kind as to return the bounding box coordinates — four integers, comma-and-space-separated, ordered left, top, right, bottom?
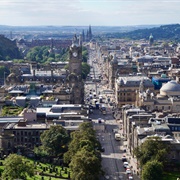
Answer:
137, 80, 180, 113
115, 75, 154, 108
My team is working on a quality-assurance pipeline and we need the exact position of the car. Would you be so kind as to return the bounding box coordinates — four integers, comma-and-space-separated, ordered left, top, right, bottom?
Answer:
101, 147, 105, 152
128, 175, 133, 180
126, 168, 132, 174
123, 162, 129, 168
122, 156, 127, 162
112, 128, 119, 134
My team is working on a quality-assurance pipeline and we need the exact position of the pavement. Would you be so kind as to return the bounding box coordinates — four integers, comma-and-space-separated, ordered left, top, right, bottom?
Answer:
119, 128, 140, 180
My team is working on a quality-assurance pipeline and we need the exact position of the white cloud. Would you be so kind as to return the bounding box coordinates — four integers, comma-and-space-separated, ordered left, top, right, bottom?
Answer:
0, 0, 179, 26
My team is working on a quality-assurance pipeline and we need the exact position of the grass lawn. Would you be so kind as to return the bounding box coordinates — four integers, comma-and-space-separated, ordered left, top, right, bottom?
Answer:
0, 159, 70, 179
163, 171, 180, 180
1, 105, 23, 116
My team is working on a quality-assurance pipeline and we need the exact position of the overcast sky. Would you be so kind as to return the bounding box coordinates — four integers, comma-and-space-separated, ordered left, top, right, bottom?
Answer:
0, 0, 179, 26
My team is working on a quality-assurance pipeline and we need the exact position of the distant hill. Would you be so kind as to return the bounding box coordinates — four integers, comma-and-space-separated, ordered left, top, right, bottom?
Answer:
105, 24, 180, 41
0, 35, 21, 60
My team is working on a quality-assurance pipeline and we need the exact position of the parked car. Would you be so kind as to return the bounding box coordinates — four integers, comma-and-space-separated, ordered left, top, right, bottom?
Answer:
123, 162, 129, 168
126, 168, 132, 174
128, 175, 133, 179
122, 156, 127, 162
114, 133, 121, 141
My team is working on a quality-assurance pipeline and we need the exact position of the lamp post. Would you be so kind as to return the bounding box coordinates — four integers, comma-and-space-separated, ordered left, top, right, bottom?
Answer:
4, 72, 6, 86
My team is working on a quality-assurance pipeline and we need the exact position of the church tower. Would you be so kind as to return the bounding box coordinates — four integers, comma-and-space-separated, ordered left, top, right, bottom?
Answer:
68, 34, 84, 104
68, 34, 82, 76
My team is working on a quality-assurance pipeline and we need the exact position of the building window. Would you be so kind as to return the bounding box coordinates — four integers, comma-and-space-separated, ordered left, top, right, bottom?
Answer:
21, 131, 23, 136
28, 132, 31, 136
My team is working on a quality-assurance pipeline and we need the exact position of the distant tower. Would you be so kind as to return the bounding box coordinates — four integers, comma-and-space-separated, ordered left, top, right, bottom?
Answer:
82, 30, 85, 42
49, 38, 54, 53
79, 35, 82, 46
10, 31, 12, 39
86, 30, 89, 42
149, 34, 154, 46
89, 25, 92, 40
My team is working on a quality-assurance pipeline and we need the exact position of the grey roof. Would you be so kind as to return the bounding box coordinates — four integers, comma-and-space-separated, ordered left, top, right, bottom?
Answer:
117, 76, 153, 87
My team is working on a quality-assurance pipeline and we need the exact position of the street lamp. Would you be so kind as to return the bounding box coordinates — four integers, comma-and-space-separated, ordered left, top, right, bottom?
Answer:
4, 72, 7, 86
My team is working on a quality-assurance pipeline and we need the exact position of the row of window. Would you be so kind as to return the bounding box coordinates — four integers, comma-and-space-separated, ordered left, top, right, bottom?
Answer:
174, 133, 180, 137
171, 127, 180, 131
14, 137, 40, 143
13, 131, 43, 136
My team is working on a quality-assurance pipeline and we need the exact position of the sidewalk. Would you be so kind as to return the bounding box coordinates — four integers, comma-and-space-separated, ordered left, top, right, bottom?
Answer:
122, 141, 140, 180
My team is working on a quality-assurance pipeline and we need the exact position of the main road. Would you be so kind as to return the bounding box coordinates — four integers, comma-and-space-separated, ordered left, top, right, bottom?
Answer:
86, 47, 139, 180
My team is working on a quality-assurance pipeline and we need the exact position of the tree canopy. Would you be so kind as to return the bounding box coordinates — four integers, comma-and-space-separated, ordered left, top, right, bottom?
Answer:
26, 46, 69, 64
2, 154, 34, 180
69, 148, 102, 180
64, 122, 102, 180
141, 160, 163, 180
134, 137, 170, 167
40, 125, 69, 156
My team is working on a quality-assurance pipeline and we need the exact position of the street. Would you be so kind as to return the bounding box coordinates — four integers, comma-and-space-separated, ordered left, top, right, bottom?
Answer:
85, 47, 140, 180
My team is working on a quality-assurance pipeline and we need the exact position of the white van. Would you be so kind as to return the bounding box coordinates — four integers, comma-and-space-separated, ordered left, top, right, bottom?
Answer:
114, 133, 121, 141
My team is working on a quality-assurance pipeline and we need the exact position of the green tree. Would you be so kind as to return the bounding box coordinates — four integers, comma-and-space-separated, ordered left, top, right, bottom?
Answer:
82, 62, 90, 79
141, 160, 163, 180
40, 125, 69, 156
2, 154, 34, 180
70, 148, 102, 180
134, 137, 170, 167
64, 122, 101, 164
0, 66, 10, 77
55, 53, 61, 60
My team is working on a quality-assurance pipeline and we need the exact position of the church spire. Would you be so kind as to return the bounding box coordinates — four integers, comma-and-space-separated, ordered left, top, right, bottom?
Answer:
82, 30, 85, 42
89, 25, 92, 40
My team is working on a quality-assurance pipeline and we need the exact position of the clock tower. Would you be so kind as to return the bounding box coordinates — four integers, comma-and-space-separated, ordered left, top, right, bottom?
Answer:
67, 34, 84, 104
69, 34, 82, 76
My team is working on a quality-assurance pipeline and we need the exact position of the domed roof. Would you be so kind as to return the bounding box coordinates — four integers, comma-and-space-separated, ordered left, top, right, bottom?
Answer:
160, 80, 180, 92
149, 33, 153, 39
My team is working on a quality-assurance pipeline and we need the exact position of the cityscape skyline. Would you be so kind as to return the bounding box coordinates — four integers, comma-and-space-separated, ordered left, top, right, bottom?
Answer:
0, 0, 179, 26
